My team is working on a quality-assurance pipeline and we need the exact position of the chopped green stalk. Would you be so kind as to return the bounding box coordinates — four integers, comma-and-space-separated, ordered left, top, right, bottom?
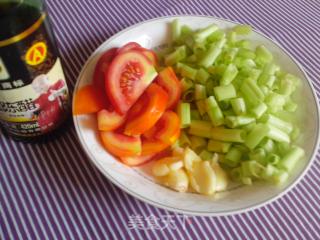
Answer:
241, 161, 264, 178
214, 84, 237, 101
207, 29, 225, 42
259, 138, 275, 153
171, 19, 181, 41
182, 89, 195, 103
230, 98, 246, 115
177, 102, 191, 128
236, 39, 250, 49
211, 128, 245, 143
277, 142, 291, 155
242, 177, 252, 185
189, 135, 207, 151
242, 121, 256, 132
264, 114, 293, 134
251, 102, 267, 119
207, 140, 231, 153
225, 115, 255, 128
249, 148, 266, 164
180, 78, 194, 92
255, 45, 273, 65
220, 64, 238, 85
278, 146, 304, 172
199, 150, 214, 161
291, 127, 300, 141
284, 100, 298, 112
245, 123, 269, 149
227, 31, 236, 44
279, 77, 296, 96
199, 38, 226, 67
194, 84, 207, 100
188, 120, 212, 138
205, 96, 224, 127
267, 125, 290, 143
194, 24, 219, 42
225, 147, 242, 166
267, 154, 280, 165
261, 164, 278, 180
242, 78, 264, 100
181, 25, 192, 35
206, 79, 216, 96
223, 48, 238, 63
165, 46, 187, 66
179, 131, 191, 147
186, 54, 197, 63
233, 25, 252, 35
273, 170, 289, 185
258, 63, 279, 86
191, 109, 201, 120
237, 48, 256, 59
235, 58, 256, 69
196, 100, 207, 116
178, 63, 198, 80
195, 68, 210, 84
265, 93, 287, 112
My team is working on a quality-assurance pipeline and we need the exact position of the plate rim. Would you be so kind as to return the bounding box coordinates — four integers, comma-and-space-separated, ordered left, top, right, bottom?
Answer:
72, 14, 320, 216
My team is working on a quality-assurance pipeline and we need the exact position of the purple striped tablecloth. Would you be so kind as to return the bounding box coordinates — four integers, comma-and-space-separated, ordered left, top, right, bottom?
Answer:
1, 0, 320, 239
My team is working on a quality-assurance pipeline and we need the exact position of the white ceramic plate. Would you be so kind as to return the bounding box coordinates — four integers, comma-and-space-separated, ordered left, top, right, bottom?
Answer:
73, 16, 320, 216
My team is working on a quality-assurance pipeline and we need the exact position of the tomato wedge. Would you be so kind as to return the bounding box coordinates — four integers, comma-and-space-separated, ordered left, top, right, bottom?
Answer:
120, 148, 171, 166
124, 83, 168, 136
141, 139, 169, 156
93, 48, 118, 93
97, 109, 126, 131
143, 111, 180, 145
73, 84, 106, 115
156, 67, 182, 109
106, 50, 157, 114
100, 131, 141, 157
117, 42, 142, 54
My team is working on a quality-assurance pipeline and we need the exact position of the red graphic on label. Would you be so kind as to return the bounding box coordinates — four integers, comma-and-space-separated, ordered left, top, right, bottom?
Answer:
32, 75, 66, 133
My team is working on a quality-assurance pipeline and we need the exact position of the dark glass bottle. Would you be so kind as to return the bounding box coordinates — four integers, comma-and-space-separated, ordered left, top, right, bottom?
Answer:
0, 0, 70, 141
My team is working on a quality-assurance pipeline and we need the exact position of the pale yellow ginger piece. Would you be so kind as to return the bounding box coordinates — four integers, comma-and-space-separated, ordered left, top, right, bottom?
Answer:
183, 147, 201, 171
189, 161, 217, 195
162, 169, 189, 192
211, 162, 228, 191
172, 146, 184, 157
152, 157, 183, 177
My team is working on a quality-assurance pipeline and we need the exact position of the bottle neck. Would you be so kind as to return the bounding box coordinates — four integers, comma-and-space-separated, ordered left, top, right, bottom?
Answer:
0, 0, 44, 42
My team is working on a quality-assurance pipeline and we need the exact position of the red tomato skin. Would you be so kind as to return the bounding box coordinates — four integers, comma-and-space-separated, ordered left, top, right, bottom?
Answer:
117, 42, 142, 54
93, 48, 118, 95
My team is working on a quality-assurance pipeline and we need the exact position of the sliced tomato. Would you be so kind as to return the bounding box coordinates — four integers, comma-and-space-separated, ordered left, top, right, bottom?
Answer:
97, 109, 126, 131
124, 83, 168, 136
141, 139, 169, 156
73, 84, 106, 115
120, 154, 155, 166
156, 67, 182, 109
144, 111, 180, 144
106, 50, 157, 114
117, 42, 141, 54
93, 48, 118, 93
100, 131, 141, 157
120, 148, 171, 166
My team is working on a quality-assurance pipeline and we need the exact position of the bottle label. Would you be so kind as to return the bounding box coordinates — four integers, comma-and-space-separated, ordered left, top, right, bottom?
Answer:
0, 14, 69, 137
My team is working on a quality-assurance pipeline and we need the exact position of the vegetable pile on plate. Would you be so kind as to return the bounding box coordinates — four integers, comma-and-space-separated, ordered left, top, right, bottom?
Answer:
74, 20, 305, 196
74, 42, 182, 166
